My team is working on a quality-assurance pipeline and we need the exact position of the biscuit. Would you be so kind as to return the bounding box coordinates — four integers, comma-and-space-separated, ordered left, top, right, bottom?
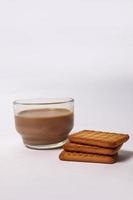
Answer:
59, 150, 118, 164
69, 130, 129, 148
63, 142, 122, 155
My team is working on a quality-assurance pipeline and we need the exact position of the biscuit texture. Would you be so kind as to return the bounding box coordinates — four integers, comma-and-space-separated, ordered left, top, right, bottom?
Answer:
59, 151, 118, 164
63, 142, 122, 155
69, 130, 129, 148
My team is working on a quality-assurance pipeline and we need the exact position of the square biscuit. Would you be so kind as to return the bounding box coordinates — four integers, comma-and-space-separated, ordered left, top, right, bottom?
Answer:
59, 150, 118, 164
69, 130, 129, 148
63, 142, 122, 155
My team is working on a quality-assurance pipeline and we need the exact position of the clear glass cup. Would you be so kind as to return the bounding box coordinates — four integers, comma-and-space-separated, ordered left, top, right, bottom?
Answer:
13, 98, 74, 150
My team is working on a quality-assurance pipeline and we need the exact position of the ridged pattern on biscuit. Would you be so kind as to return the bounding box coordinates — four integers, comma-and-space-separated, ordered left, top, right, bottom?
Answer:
63, 142, 122, 155
59, 150, 118, 164
69, 130, 129, 148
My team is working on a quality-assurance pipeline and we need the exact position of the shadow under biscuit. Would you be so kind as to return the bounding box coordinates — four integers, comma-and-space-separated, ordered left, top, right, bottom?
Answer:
118, 150, 133, 162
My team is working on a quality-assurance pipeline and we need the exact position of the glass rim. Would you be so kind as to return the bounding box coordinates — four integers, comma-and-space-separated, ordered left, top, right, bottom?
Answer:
13, 97, 74, 106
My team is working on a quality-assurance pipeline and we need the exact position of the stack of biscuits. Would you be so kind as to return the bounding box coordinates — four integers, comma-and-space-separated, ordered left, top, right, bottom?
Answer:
59, 130, 129, 164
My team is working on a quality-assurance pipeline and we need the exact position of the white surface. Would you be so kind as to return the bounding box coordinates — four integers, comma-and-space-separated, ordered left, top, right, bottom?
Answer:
1, 135, 133, 200
0, 0, 133, 199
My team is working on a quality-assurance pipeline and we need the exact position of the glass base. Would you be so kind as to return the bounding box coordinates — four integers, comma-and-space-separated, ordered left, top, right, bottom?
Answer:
25, 139, 67, 150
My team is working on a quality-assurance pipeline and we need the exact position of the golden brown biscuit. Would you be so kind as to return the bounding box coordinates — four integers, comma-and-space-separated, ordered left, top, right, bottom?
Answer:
69, 130, 129, 148
63, 142, 122, 155
59, 150, 118, 164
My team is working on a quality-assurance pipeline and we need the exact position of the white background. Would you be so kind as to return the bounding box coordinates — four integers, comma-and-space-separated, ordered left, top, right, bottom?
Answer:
0, 0, 133, 200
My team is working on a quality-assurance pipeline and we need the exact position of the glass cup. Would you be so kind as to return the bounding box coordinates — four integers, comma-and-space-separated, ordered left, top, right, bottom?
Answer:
13, 98, 74, 150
